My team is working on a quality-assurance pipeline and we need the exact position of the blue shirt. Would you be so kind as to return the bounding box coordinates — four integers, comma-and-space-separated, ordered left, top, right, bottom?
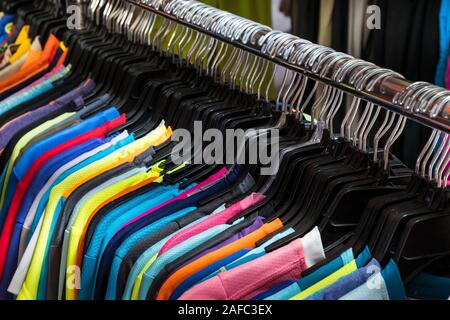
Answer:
137, 224, 233, 300
435, 0, 450, 86
0, 107, 120, 221
382, 260, 407, 300
0, 139, 107, 300
93, 166, 243, 299
105, 207, 198, 300
27, 134, 134, 241
407, 273, 450, 300
79, 184, 189, 300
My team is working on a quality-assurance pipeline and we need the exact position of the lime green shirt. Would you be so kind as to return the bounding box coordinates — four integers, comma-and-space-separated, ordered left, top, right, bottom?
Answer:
132, 254, 158, 300
65, 168, 163, 300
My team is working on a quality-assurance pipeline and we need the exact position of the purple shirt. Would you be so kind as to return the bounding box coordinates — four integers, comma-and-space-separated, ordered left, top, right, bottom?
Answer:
0, 79, 95, 151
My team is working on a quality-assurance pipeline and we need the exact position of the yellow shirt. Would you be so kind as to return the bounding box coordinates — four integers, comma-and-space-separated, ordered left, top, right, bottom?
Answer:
9, 25, 31, 64
289, 260, 358, 300
14, 25, 29, 45
0, 113, 74, 209
0, 36, 41, 81
65, 168, 163, 300
17, 123, 171, 299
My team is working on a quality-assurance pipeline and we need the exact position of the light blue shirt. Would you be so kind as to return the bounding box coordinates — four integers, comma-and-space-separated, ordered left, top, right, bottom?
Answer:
0, 66, 71, 114
105, 207, 198, 300
137, 224, 234, 300
340, 260, 406, 300
120, 207, 228, 300
79, 184, 192, 300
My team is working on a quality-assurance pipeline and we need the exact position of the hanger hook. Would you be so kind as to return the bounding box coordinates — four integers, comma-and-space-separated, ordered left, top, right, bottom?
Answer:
383, 116, 407, 171
421, 130, 442, 178
416, 129, 438, 175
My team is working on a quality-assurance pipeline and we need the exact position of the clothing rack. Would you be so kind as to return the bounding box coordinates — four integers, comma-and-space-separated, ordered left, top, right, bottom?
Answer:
0, 0, 448, 302
105, 0, 450, 133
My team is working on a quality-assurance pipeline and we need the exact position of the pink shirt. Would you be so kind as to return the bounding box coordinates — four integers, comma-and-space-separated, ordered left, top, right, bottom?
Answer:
159, 193, 266, 255
119, 167, 228, 231
179, 227, 325, 300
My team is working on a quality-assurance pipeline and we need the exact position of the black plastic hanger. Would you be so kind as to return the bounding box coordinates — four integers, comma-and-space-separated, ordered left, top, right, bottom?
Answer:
393, 211, 450, 283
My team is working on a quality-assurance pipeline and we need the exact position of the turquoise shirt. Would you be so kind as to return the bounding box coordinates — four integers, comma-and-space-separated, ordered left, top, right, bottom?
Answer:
104, 207, 198, 300
79, 184, 194, 300
137, 224, 235, 300
0, 65, 72, 114
120, 211, 227, 300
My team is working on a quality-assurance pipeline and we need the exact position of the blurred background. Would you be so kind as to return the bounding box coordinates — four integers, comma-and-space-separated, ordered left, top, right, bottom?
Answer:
201, 0, 450, 169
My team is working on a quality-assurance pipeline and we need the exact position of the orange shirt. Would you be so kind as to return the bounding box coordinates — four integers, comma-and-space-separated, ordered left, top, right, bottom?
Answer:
156, 219, 284, 300
0, 34, 60, 92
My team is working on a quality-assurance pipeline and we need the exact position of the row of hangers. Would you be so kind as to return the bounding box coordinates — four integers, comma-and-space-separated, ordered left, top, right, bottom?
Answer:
2, 0, 450, 284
